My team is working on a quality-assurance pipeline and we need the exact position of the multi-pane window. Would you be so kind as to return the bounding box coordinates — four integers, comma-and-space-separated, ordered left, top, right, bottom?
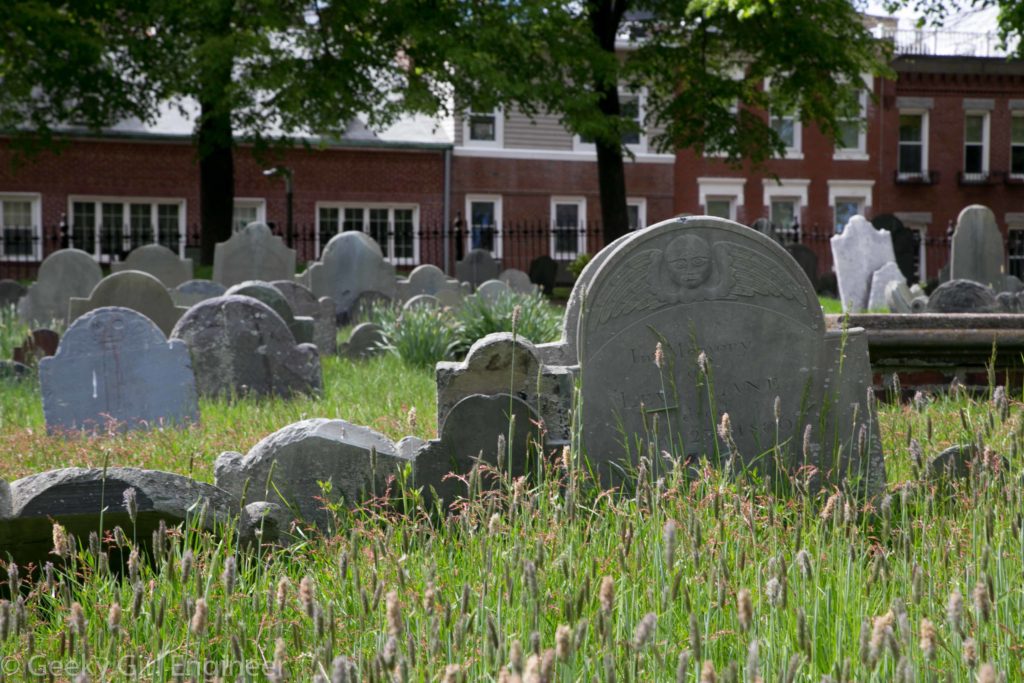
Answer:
626, 199, 646, 231
620, 93, 642, 146
963, 113, 987, 178
70, 198, 184, 260
465, 109, 502, 146
0, 196, 38, 259
1009, 228, 1024, 280
770, 199, 800, 242
705, 199, 732, 220
233, 200, 265, 232
467, 197, 501, 255
770, 113, 796, 149
898, 113, 925, 176
834, 199, 862, 233
1012, 116, 1024, 178
836, 90, 868, 155
317, 204, 418, 265
551, 198, 585, 260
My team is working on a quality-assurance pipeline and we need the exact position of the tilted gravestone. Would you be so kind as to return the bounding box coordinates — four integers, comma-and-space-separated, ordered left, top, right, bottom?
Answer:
577, 216, 884, 493
225, 280, 314, 345
0, 279, 27, 309
885, 280, 916, 314
213, 222, 296, 287
271, 280, 338, 356
170, 295, 321, 399
18, 249, 102, 327
12, 329, 60, 366
499, 269, 537, 294
872, 214, 916, 284
925, 279, 1001, 313
69, 270, 187, 336
867, 261, 905, 311
171, 279, 227, 308
111, 244, 193, 288
39, 307, 199, 434
831, 215, 897, 312
303, 231, 397, 321
339, 322, 386, 360
456, 249, 501, 289
950, 205, 1005, 290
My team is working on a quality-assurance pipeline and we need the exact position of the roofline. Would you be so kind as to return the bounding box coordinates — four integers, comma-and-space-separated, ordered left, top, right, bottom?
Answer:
893, 54, 1024, 76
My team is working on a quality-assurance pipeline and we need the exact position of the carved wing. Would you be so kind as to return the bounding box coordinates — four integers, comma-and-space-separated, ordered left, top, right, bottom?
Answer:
591, 249, 662, 325
716, 242, 809, 304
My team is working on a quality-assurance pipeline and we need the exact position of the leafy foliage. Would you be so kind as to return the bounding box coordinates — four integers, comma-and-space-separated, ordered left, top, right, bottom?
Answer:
455, 290, 562, 353
375, 303, 462, 370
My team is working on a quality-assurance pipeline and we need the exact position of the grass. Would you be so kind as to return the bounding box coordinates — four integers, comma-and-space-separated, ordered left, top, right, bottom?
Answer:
1, 308, 1021, 681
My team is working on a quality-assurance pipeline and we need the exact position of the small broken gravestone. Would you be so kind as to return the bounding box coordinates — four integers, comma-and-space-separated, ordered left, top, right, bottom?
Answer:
456, 249, 501, 288
0, 279, 27, 309
831, 215, 897, 312
950, 205, 1005, 290
39, 307, 200, 434
925, 279, 1001, 313
12, 329, 60, 366
225, 280, 314, 345
171, 279, 228, 307
884, 280, 916, 314
867, 261, 905, 311
872, 214, 916, 284
170, 295, 322, 399
304, 231, 397, 321
111, 244, 194, 288
18, 249, 102, 326
68, 270, 187, 336
213, 222, 296, 287
339, 322, 386, 360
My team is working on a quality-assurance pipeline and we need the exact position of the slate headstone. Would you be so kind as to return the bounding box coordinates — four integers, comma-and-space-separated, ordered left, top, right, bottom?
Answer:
12, 329, 60, 366
950, 205, 1004, 290
456, 249, 501, 288
170, 295, 321, 398
18, 249, 102, 327
306, 231, 397, 321
225, 280, 314, 345
350, 290, 394, 324
831, 215, 897, 312
475, 279, 511, 305
0, 279, 26, 310
339, 322, 386, 360
396, 264, 465, 302
69, 270, 186, 336
925, 279, 1001, 313
171, 279, 228, 307
39, 307, 200, 434
867, 261, 905, 311
872, 214, 916, 284
271, 280, 338, 356
213, 222, 296, 287
111, 244, 193, 288
403, 294, 441, 311
528, 255, 558, 295
499, 269, 537, 294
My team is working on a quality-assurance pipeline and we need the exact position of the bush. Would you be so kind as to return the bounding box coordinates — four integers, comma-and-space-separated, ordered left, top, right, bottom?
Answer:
375, 303, 461, 369
454, 290, 561, 353
567, 253, 591, 281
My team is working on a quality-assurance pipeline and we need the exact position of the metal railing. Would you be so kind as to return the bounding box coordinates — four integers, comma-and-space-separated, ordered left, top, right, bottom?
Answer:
876, 27, 1016, 58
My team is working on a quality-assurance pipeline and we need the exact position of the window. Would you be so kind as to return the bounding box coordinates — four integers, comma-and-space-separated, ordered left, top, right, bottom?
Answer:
698, 177, 745, 221
0, 193, 41, 260
963, 112, 989, 180
463, 109, 503, 148
465, 195, 502, 256
834, 200, 862, 234
233, 199, 266, 232
762, 179, 809, 243
898, 112, 927, 177
1012, 115, 1024, 178
69, 197, 185, 261
575, 89, 647, 153
550, 197, 585, 260
627, 198, 647, 231
828, 180, 874, 234
705, 199, 733, 220
1009, 228, 1024, 280
316, 204, 419, 265
835, 88, 869, 158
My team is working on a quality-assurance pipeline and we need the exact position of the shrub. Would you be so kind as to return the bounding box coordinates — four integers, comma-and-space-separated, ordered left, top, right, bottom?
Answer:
376, 303, 460, 369
454, 290, 561, 352
568, 252, 592, 280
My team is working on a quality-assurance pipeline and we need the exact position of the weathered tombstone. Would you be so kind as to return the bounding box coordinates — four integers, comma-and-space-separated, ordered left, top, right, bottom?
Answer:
350, 290, 394, 323
872, 214, 916, 284
171, 279, 227, 307
396, 264, 465, 302
997, 291, 1022, 313
17, 249, 102, 327
305, 231, 397, 321
12, 329, 60, 366
225, 280, 314, 345
215, 419, 413, 529
785, 244, 818, 290
0, 279, 26, 309
577, 216, 884, 493
939, 263, 950, 284
111, 244, 193, 288
339, 322, 386, 360
867, 261, 905, 311
499, 269, 537, 294
884, 280, 916, 314
213, 222, 296, 287
69, 270, 187, 336
925, 279, 1001, 313
403, 294, 441, 311
39, 307, 200, 434
831, 215, 897, 312
456, 249, 501, 288
170, 295, 321, 398
528, 255, 558, 295
950, 205, 1004, 290
1002, 274, 1024, 293
271, 280, 338, 356
749, 217, 779, 243
436, 288, 466, 311
475, 279, 511, 305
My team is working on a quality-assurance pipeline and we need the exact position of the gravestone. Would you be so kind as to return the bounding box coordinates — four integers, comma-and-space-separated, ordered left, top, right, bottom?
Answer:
12, 329, 60, 366
436, 288, 466, 311
111, 244, 193, 288
18, 249, 102, 327
171, 279, 227, 307
69, 270, 186, 336
0, 280, 26, 309
867, 261, 905, 311
884, 280, 916, 314
785, 245, 818, 290
456, 249, 501, 288
403, 294, 441, 311
271, 280, 338, 356
950, 205, 1004, 290
39, 307, 199, 434
872, 214, 917, 284
170, 295, 321, 398
396, 264, 465, 302
831, 215, 897, 312
225, 280, 314, 345
528, 255, 558, 295
475, 279, 511, 304
925, 279, 1001, 313
215, 419, 413, 529
305, 231, 397, 321
350, 290, 394, 323
577, 216, 884, 493
213, 222, 296, 287
499, 269, 537, 294
749, 217, 779, 243
339, 322, 386, 360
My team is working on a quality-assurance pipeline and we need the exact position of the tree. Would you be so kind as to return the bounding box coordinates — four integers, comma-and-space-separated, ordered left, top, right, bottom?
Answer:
423, 0, 888, 245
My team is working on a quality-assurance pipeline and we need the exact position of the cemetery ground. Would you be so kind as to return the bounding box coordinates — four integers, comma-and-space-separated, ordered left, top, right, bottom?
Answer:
1, 313, 1022, 680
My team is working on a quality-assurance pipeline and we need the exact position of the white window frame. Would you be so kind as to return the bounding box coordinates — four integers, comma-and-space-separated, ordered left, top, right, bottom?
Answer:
314, 202, 420, 266
962, 110, 990, 180
627, 197, 647, 231
897, 109, 930, 180
0, 192, 43, 261
1011, 113, 1024, 180
462, 108, 504, 148
67, 195, 187, 261
698, 177, 746, 221
574, 89, 648, 154
465, 194, 503, 258
827, 180, 874, 233
232, 198, 267, 232
762, 179, 809, 241
550, 196, 586, 260
834, 78, 871, 160
1007, 214, 1024, 280
764, 78, 803, 160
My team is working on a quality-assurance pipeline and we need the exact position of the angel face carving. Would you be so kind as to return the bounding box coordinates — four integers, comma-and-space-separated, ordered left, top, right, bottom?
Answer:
665, 235, 712, 289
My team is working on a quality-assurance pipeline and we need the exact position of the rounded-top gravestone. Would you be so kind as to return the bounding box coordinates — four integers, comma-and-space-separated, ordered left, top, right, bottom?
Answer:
111, 244, 193, 288
925, 279, 1001, 313
69, 270, 185, 336
171, 279, 227, 307
308, 231, 397, 319
213, 222, 296, 287
18, 249, 102, 327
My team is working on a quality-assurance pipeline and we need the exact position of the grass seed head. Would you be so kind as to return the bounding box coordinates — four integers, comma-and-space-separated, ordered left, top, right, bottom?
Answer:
123, 487, 138, 524
509, 639, 524, 674
190, 597, 207, 635
737, 588, 753, 631
972, 579, 991, 622
181, 550, 193, 584
700, 659, 717, 683
599, 576, 614, 613
69, 601, 86, 638
676, 651, 691, 683
107, 602, 121, 633
948, 589, 964, 635
222, 557, 236, 597
555, 624, 572, 661
386, 590, 403, 637
522, 654, 540, 683
299, 576, 316, 618
51, 523, 71, 559
963, 638, 978, 668
633, 612, 656, 650
919, 618, 936, 661
977, 663, 996, 683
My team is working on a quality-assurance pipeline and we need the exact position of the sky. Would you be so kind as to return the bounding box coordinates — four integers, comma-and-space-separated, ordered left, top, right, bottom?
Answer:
863, 0, 999, 31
